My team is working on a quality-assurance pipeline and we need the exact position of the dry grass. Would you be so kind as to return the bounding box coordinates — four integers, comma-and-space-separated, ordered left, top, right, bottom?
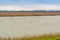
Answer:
0, 12, 60, 16
0, 33, 60, 40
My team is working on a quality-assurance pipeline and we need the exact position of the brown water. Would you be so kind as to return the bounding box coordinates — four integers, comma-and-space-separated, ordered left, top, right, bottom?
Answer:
0, 16, 60, 38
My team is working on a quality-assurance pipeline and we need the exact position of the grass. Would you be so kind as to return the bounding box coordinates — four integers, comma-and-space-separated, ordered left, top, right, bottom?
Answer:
0, 34, 60, 40
20, 34, 60, 40
0, 12, 60, 16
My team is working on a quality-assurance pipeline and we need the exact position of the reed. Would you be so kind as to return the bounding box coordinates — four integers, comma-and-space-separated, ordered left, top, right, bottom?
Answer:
0, 33, 60, 40
0, 12, 60, 16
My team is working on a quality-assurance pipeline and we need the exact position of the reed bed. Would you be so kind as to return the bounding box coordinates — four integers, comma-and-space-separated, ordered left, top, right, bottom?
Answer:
0, 33, 60, 40
0, 12, 60, 16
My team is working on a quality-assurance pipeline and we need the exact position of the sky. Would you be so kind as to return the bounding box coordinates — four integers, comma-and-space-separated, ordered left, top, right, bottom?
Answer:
0, 0, 60, 10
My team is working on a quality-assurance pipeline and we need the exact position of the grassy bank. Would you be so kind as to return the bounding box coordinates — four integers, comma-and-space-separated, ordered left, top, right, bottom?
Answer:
0, 34, 60, 40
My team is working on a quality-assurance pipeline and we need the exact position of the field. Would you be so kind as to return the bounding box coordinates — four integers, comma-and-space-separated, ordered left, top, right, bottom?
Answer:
0, 11, 60, 16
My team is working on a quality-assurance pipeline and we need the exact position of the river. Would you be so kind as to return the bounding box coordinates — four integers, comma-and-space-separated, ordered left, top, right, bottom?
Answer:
0, 16, 60, 38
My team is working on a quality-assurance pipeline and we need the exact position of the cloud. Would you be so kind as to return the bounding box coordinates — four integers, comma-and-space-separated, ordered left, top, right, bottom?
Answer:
0, 4, 60, 11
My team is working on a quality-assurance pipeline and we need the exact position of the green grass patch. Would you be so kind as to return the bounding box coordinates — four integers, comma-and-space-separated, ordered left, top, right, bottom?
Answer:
20, 34, 60, 40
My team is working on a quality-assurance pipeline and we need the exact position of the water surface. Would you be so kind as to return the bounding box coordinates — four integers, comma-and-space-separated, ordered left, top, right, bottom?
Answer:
0, 16, 60, 37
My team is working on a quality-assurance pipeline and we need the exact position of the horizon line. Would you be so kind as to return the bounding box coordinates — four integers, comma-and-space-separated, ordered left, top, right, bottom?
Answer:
0, 10, 60, 12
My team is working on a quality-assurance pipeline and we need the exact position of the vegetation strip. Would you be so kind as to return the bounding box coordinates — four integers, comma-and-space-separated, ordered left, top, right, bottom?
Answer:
0, 33, 60, 40
0, 12, 60, 16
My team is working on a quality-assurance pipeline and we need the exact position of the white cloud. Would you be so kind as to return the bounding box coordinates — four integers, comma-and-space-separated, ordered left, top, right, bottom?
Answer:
0, 4, 60, 11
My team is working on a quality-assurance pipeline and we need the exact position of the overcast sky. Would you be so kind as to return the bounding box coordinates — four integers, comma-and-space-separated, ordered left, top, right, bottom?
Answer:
0, 0, 60, 10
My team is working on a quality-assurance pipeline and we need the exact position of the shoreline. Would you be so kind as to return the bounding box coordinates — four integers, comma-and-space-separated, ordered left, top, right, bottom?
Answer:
0, 12, 60, 16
